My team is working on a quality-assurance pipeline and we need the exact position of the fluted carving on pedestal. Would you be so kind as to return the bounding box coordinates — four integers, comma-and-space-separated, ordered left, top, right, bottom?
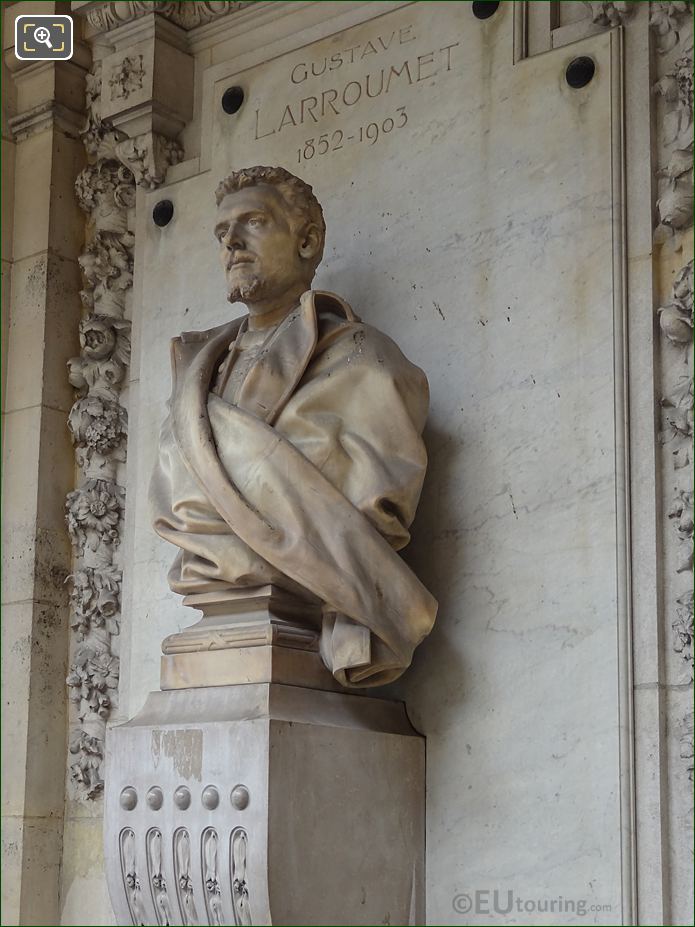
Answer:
146, 829, 176, 925
174, 829, 200, 925
120, 828, 148, 925
231, 828, 253, 926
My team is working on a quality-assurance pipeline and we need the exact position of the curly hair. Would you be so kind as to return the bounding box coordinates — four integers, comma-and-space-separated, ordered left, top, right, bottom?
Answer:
215, 165, 325, 271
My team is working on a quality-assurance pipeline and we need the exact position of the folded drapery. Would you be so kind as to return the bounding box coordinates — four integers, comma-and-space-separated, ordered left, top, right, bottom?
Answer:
150, 290, 437, 686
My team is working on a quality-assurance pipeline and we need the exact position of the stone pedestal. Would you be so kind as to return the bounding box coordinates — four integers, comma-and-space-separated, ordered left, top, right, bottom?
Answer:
159, 585, 343, 692
104, 683, 424, 926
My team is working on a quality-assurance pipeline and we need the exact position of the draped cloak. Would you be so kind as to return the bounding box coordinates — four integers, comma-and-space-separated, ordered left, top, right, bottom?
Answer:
149, 289, 438, 686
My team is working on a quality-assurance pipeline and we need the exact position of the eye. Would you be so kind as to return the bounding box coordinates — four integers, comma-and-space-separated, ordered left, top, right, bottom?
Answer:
246, 215, 265, 228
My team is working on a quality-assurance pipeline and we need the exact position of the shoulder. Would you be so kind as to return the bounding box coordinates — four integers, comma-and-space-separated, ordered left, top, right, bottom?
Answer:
171, 316, 244, 347
312, 295, 418, 368
168, 316, 244, 384
313, 305, 429, 394
305, 313, 429, 427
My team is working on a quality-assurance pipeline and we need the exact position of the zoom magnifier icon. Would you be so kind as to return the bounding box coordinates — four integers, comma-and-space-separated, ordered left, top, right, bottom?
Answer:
34, 26, 53, 48
14, 14, 73, 60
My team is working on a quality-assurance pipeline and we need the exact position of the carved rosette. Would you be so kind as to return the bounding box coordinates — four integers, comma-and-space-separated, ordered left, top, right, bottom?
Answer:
651, 1, 694, 787
65, 62, 136, 800
108, 54, 146, 101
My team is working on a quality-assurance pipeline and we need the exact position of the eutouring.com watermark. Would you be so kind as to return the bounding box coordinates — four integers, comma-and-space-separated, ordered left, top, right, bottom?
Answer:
452, 890, 613, 918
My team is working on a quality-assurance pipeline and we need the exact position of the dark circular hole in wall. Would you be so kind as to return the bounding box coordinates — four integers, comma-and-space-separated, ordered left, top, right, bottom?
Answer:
222, 86, 245, 114
152, 200, 174, 227
472, 1, 500, 20
565, 56, 596, 89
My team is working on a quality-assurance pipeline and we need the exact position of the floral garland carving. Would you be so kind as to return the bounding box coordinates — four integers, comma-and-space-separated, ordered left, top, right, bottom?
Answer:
651, 1, 694, 787
66, 51, 183, 797
658, 259, 694, 683
651, 2, 693, 243
65, 62, 136, 800
651, 1, 693, 52
583, 1, 635, 26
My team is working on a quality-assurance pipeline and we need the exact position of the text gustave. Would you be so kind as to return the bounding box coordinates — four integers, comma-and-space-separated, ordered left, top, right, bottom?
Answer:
253, 24, 460, 161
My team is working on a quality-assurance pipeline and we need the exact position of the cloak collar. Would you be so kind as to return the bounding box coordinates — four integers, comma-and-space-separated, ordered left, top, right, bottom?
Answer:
170, 289, 358, 426
170, 290, 350, 503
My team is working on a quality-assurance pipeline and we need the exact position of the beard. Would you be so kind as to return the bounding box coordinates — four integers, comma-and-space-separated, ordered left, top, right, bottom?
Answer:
226, 273, 263, 304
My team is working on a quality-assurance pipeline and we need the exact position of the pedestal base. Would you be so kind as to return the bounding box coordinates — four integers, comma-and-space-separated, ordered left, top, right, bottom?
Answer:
159, 585, 341, 691
104, 684, 424, 926
160, 643, 343, 692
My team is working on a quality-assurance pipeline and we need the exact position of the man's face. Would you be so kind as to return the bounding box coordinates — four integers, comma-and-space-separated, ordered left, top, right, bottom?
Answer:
214, 184, 313, 309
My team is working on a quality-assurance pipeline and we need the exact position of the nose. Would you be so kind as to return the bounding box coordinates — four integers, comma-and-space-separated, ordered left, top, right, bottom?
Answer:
222, 225, 243, 251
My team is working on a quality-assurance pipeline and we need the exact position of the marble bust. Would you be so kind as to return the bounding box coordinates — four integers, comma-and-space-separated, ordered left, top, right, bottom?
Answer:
149, 165, 437, 686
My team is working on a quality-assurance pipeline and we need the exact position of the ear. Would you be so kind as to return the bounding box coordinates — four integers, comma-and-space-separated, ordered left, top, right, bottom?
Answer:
297, 222, 322, 262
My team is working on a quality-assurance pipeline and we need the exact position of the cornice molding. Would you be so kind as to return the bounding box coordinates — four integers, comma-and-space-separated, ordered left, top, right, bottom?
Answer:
72, 1, 254, 39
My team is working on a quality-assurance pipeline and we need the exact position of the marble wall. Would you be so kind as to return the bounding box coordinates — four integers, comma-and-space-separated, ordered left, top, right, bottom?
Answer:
1, 1, 692, 924
123, 4, 627, 924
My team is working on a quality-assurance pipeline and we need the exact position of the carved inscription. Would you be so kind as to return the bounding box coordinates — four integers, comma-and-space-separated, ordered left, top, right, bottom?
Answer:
252, 23, 460, 160
296, 106, 408, 164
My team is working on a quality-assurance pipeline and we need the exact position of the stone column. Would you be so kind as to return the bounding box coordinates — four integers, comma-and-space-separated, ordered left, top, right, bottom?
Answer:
0, 2, 89, 923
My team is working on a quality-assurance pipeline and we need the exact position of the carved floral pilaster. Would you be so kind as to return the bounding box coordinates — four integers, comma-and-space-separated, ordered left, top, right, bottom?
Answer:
66, 0, 247, 802
653, 56, 694, 240
651, 2, 694, 795
65, 60, 136, 799
651, 2, 693, 245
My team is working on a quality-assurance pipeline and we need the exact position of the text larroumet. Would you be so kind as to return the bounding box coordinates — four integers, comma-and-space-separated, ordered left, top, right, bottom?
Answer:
254, 38, 460, 141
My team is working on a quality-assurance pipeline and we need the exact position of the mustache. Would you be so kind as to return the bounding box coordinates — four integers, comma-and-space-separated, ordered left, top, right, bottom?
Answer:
225, 251, 255, 270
